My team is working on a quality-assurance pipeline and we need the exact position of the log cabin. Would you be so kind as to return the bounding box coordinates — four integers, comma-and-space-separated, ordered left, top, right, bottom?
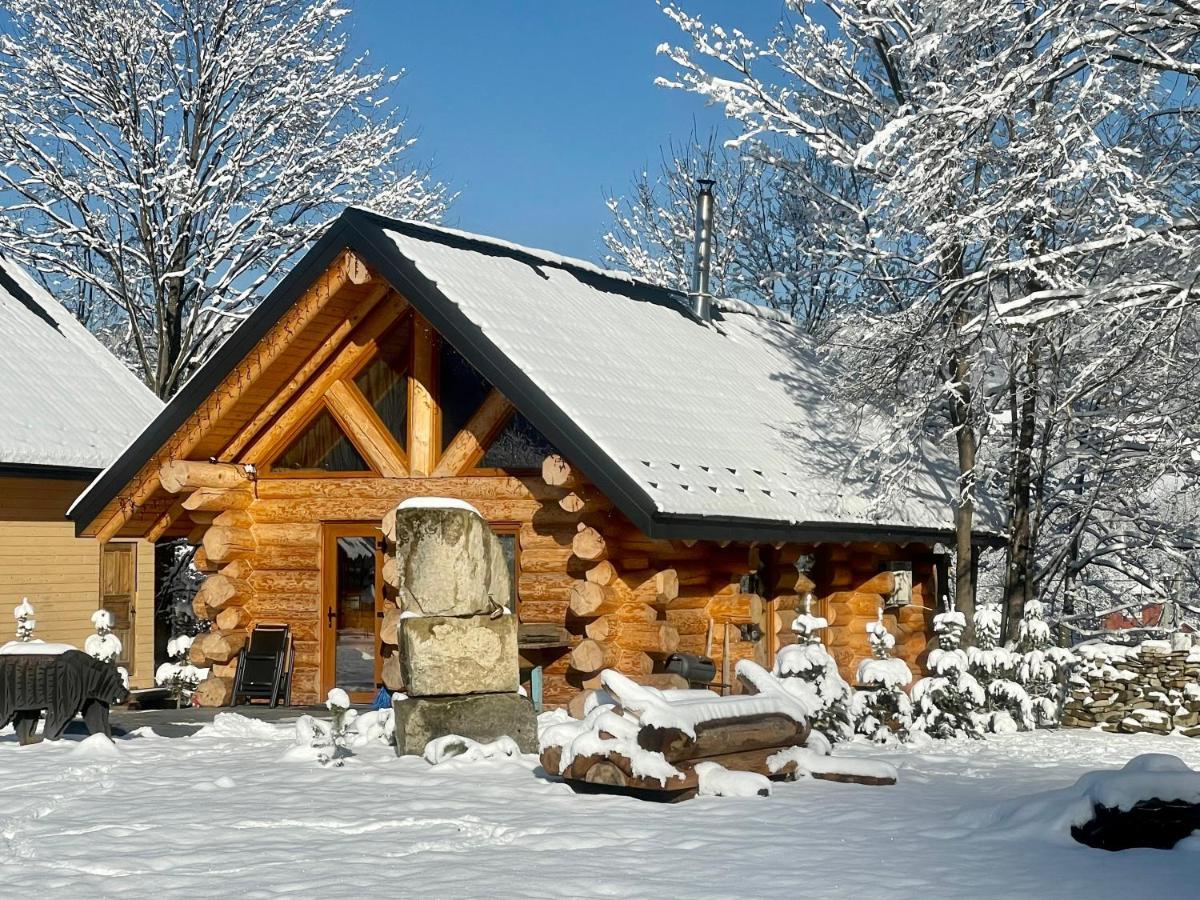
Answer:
68, 208, 1002, 707
0, 251, 162, 683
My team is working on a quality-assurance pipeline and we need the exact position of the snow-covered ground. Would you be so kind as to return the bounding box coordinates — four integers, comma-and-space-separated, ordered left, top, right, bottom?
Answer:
1, 718, 1197, 898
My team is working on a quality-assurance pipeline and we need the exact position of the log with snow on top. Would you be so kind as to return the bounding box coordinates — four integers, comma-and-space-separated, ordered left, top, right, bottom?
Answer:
537, 664, 902, 800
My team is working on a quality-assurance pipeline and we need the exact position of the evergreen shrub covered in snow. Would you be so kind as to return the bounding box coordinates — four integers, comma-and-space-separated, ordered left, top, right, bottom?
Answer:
851, 612, 913, 743
13, 598, 35, 641
1015, 599, 1075, 725
776, 597, 852, 744
155, 635, 207, 706
912, 611, 983, 739
968, 602, 1033, 733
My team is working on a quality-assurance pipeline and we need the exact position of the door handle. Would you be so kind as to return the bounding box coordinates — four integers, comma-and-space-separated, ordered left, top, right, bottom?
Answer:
327, 608, 336, 627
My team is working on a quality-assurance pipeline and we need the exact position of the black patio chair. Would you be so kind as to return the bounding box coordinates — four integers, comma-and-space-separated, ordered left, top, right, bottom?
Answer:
231, 623, 293, 708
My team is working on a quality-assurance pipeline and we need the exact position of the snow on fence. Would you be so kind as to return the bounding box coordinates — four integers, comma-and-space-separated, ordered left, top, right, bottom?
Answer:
1062, 639, 1200, 737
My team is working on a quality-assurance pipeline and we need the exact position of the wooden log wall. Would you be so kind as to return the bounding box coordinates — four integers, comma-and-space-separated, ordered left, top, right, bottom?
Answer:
764, 542, 937, 686
166, 456, 940, 708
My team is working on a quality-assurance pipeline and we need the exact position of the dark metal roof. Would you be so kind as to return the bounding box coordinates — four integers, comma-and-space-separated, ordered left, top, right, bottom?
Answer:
70, 207, 994, 547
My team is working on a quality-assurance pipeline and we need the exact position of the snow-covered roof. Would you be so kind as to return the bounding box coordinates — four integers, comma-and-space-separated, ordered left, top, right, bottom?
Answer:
0, 253, 162, 471
71, 208, 995, 543
373, 215, 975, 540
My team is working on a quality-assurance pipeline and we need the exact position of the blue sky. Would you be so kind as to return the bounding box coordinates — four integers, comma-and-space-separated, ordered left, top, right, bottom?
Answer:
347, 1, 787, 261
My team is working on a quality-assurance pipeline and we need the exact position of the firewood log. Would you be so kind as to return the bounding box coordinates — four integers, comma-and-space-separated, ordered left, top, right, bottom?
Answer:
637, 713, 807, 763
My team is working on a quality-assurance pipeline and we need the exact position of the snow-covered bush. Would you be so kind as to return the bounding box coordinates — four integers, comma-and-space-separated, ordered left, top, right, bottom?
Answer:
912, 611, 983, 739
85, 609, 129, 689
1014, 599, 1075, 725
776, 597, 852, 743
85, 610, 122, 664
968, 602, 1033, 733
155, 634, 207, 707
13, 598, 35, 641
285, 690, 358, 767
852, 613, 913, 743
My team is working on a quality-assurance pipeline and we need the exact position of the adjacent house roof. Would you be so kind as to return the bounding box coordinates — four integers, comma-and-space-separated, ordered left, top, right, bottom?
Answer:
70, 207, 997, 544
0, 253, 162, 473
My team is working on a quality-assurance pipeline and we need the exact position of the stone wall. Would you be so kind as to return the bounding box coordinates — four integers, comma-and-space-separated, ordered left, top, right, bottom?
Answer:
1062, 639, 1200, 737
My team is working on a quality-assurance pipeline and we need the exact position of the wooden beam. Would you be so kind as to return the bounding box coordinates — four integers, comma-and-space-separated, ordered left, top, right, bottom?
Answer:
144, 500, 186, 543
83, 250, 379, 538
408, 315, 439, 476
431, 389, 514, 477
160, 460, 250, 494
324, 379, 409, 477
222, 284, 396, 461
241, 293, 409, 465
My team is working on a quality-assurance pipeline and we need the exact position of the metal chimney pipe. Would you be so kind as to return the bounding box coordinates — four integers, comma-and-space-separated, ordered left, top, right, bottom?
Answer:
690, 178, 715, 321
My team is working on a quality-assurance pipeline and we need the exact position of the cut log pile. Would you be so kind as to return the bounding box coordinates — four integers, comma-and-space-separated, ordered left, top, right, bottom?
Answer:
539, 666, 896, 800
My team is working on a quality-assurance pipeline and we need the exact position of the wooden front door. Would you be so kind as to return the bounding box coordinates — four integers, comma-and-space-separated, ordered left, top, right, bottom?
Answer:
320, 523, 384, 701
100, 542, 136, 672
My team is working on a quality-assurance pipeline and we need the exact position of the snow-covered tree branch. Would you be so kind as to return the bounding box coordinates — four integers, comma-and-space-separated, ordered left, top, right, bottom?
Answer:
0, 0, 451, 397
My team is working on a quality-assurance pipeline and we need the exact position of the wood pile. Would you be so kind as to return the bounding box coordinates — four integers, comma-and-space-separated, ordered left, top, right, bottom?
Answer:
539, 667, 896, 800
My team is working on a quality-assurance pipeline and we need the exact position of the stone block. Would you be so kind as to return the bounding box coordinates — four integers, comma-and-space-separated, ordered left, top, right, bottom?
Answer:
402, 613, 518, 696
392, 693, 538, 755
391, 506, 512, 617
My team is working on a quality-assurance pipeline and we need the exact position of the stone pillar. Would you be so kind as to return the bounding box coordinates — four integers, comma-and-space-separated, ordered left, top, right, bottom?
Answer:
383, 501, 536, 755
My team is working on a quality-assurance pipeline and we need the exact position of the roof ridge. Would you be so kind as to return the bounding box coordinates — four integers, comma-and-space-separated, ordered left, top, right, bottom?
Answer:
346, 206, 694, 311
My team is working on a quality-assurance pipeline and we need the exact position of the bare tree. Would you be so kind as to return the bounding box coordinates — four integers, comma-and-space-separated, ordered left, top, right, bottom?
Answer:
0, 0, 450, 397
655, 1, 1200, 627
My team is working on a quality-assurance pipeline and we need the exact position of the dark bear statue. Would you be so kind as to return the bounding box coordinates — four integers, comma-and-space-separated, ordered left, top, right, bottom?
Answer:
0, 649, 129, 745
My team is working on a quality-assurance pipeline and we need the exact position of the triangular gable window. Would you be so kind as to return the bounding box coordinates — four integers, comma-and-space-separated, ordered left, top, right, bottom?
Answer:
272, 407, 371, 472
439, 339, 492, 450
354, 319, 411, 450
480, 412, 557, 471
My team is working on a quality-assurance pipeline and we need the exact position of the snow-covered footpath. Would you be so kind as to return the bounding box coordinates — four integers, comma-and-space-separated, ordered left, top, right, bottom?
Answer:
1, 719, 1198, 899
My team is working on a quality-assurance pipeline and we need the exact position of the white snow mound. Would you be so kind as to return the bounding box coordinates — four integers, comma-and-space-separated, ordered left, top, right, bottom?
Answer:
954, 753, 1200, 845
423, 735, 522, 765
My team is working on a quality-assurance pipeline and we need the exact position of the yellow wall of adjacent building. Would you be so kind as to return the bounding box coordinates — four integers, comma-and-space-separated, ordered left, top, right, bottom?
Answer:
0, 476, 155, 687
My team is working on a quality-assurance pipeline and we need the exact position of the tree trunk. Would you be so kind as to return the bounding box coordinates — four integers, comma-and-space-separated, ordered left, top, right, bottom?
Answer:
1004, 336, 1038, 642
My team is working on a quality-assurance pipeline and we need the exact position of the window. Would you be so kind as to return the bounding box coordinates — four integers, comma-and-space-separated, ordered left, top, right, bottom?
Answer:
439, 340, 492, 450
354, 320, 411, 449
273, 407, 371, 472
480, 412, 556, 471
493, 527, 519, 612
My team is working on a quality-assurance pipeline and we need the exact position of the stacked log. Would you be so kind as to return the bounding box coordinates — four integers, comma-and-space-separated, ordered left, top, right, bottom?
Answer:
160, 460, 256, 705
770, 542, 937, 686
